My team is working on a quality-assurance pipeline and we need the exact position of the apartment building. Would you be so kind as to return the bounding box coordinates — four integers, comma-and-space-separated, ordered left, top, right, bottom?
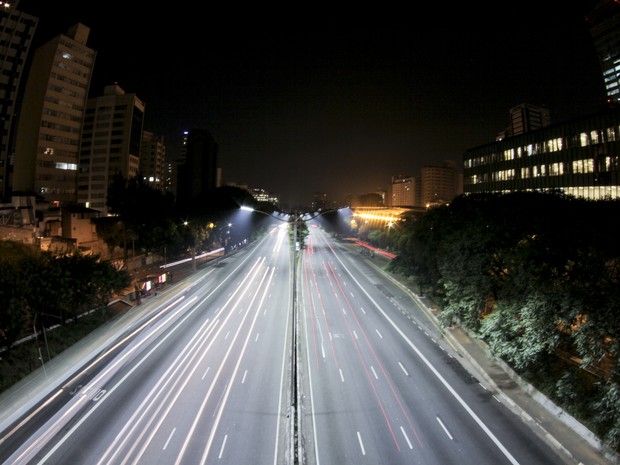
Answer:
12, 23, 95, 206
390, 175, 416, 207
140, 130, 166, 191
78, 84, 144, 213
0, 2, 38, 200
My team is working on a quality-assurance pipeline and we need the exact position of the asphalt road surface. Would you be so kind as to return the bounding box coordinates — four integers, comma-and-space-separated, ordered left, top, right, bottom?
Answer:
0, 223, 570, 464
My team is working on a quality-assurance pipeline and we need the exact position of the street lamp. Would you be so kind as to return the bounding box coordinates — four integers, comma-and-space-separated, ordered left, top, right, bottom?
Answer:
32, 311, 63, 376
239, 204, 336, 464
386, 220, 393, 250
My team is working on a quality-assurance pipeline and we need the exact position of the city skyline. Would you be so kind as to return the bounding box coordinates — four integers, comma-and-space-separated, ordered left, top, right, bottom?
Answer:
19, 1, 607, 206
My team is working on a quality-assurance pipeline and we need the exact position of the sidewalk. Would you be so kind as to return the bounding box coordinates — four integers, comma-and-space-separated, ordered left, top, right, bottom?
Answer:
354, 241, 620, 465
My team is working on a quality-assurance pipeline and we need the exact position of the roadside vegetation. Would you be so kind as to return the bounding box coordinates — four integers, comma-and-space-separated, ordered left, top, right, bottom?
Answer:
0, 181, 275, 395
369, 192, 620, 451
0, 242, 131, 392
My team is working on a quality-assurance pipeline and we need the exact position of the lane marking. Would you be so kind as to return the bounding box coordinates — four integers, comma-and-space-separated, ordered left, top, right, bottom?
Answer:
218, 434, 228, 459
376, 329, 383, 339
371, 366, 378, 380
202, 367, 210, 380
400, 426, 413, 449
255, 333, 260, 342
437, 417, 453, 440
242, 370, 248, 384
398, 362, 409, 377
163, 428, 176, 450
339, 368, 345, 383
357, 431, 366, 455
331, 251, 522, 465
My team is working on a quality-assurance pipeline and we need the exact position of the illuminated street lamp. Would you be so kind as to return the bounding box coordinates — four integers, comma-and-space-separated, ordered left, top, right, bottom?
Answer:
239, 204, 335, 462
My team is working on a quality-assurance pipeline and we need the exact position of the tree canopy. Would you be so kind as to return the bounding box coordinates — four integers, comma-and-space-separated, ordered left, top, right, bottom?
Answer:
386, 192, 620, 448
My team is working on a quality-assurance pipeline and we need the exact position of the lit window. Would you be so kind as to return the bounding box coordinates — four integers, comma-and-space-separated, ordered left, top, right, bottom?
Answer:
550, 162, 564, 176
54, 162, 77, 171
572, 159, 594, 173
607, 127, 617, 142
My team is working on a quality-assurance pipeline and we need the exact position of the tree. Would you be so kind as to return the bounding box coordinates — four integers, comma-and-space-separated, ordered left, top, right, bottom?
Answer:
0, 247, 131, 357
106, 173, 179, 256
0, 262, 27, 354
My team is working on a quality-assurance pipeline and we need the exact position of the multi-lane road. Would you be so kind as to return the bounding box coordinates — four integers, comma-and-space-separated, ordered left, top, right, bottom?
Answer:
0, 223, 569, 464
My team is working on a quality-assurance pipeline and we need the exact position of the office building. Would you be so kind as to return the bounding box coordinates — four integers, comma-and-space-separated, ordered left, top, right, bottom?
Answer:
463, 106, 620, 199
78, 84, 144, 213
588, 0, 620, 105
0, 2, 37, 200
12, 23, 95, 206
463, 4, 620, 200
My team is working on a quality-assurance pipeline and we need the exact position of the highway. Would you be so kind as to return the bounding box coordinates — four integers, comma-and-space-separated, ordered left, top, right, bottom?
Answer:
0, 222, 570, 464
1, 224, 293, 465
297, 224, 566, 465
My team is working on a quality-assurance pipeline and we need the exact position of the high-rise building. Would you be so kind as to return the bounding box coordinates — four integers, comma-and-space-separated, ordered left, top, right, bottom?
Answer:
140, 130, 166, 190
587, 0, 620, 105
12, 23, 95, 206
390, 175, 415, 207
78, 84, 144, 213
421, 161, 460, 207
175, 128, 218, 205
0, 2, 38, 200
508, 103, 551, 136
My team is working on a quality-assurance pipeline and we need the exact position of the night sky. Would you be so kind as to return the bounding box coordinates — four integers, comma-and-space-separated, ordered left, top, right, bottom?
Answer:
18, 1, 607, 206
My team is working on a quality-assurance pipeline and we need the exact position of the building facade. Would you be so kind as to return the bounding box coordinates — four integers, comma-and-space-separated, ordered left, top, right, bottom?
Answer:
175, 128, 218, 205
390, 175, 416, 207
12, 23, 95, 206
420, 162, 460, 207
140, 130, 166, 190
463, 3, 620, 201
508, 103, 551, 137
0, 2, 38, 200
78, 84, 144, 213
588, 0, 620, 105
463, 106, 620, 200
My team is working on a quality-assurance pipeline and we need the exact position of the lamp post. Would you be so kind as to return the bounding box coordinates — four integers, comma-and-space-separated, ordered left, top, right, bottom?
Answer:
240, 205, 334, 461
32, 313, 48, 377
183, 220, 197, 272
32, 312, 63, 376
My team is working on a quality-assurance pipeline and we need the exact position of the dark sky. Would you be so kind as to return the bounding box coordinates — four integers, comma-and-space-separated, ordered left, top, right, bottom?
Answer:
19, 1, 607, 206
